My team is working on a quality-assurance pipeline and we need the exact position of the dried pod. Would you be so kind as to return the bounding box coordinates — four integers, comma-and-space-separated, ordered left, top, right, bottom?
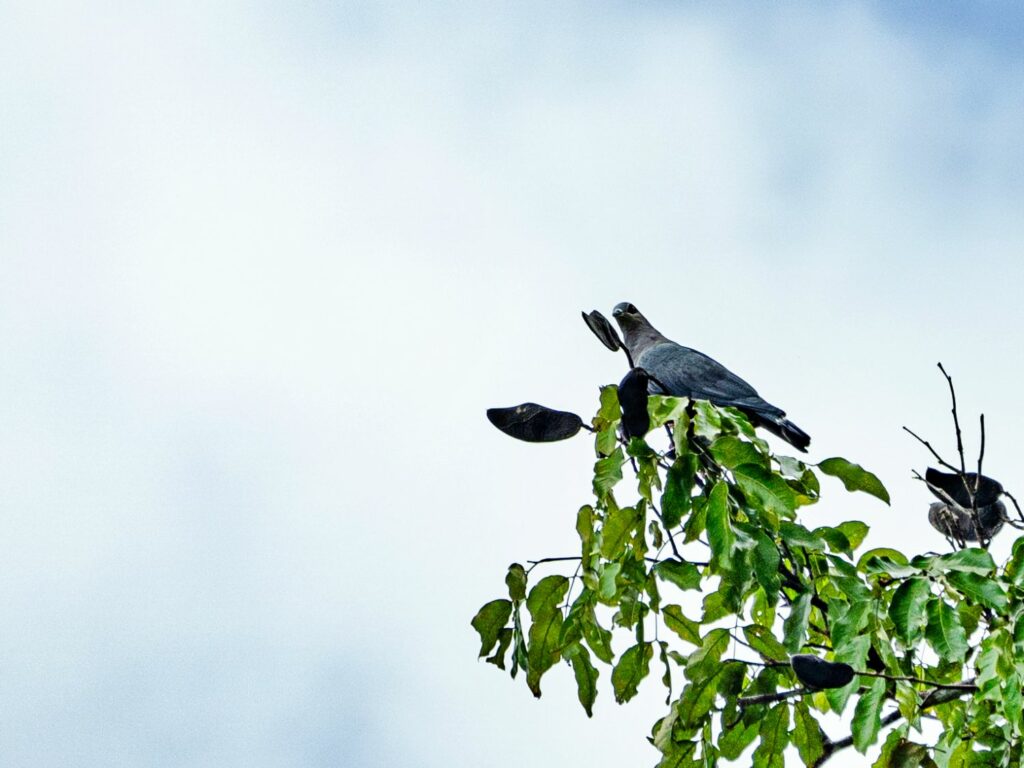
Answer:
486, 403, 584, 442
790, 654, 856, 690
618, 368, 651, 440
581, 310, 624, 353
928, 500, 1005, 542
925, 467, 1003, 508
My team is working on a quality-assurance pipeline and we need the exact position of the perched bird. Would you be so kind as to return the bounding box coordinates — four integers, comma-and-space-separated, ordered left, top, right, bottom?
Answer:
928, 500, 1005, 543
612, 302, 811, 452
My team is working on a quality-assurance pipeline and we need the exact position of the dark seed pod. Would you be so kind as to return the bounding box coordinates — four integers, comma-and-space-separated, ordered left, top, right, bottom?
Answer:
928, 501, 1005, 542
618, 368, 651, 440
790, 654, 856, 690
925, 467, 1003, 508
582, 310, 624, 352
486, 403, 585, 442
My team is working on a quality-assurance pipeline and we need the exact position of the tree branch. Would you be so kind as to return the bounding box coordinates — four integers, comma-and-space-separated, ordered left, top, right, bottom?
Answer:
937, 362, 967, 474
812, 684, 975, 766
737, 688, 811, 707
902, 426, 960, 473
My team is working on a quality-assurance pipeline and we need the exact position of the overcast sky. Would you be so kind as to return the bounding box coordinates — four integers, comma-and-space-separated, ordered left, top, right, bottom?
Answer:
1, 2, 1023, 766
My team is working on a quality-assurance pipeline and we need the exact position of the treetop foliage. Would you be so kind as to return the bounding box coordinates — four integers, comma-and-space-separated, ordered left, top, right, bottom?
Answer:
474, 318, 1024, 767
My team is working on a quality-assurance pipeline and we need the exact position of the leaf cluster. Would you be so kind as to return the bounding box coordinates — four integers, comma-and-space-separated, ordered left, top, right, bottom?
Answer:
475, 389, 1024, 767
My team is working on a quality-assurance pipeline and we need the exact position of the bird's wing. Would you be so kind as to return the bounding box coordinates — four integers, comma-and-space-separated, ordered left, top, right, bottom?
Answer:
639, 342, 782, 414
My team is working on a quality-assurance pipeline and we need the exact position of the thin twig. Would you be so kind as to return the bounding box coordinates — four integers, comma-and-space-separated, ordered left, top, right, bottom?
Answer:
857, 670, 976, 691
977, 414, 986, 483
725, 659, 788, 668
562, 561, 582, 614
937, 362, 967, 474
526, 556, 584, 571
1005, 491, 1024, 524
902, 426, 960, 473
737, 688, 812, 707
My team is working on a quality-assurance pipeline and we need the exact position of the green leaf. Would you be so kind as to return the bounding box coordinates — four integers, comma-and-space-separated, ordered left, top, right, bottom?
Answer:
752, 703, 790, 768
743, 624, 789, 663
817, 457, 890, 504
946, 571, 1008, 611
751, 586, 776, 628
718, 720, 759, 760
935, 547, 996, 575
612, 642, 653, 703
733, 463, 797, 520
581, 602, 614, 663
486, 627, 513, 669
648, 394, 691, 431
471, 599, 513, 657
662, 604, 701, 645
577, 506, 595, 559
783, 591, 813, 653
925, 597, 968, 663
852, 676, 886, 753
657, 641, 672, 703
837, 520, 870, 550
814, 526, 852, 554
654, 559, 702, 592
709, 435, 766, 469
662, 454, 699, 529
601, 505, 643, 559
593, 448, 625, 497
505, 563, 527, 602
526, 610, 564, 696
890, 741, 936, 768
677, 663, 729, 727
526, 575, 569, 619
693, 400, 723, 439
598, 562, 621, 601
705, 482, 734, 570
873, 724, 909, 768
655, 741, 699, 768
566, 643, 599, 716
1007, 538, 1024, 585
858, 548, 916, 577
792, 700, 826, 767
594, 385, 621, 455
780, 521, 826, 551
830, 600, 870, 650
889, 577, 932, 645
826, 635, 871, 714
752, 529, 782, 602
685, 628, 730, 681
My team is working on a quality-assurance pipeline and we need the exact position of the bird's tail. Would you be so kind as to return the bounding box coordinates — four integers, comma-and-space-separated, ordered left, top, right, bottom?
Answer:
757, 415, 811, 453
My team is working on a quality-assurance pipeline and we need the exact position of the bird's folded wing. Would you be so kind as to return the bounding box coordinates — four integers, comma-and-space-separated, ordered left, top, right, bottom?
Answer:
640, 343, 782, 415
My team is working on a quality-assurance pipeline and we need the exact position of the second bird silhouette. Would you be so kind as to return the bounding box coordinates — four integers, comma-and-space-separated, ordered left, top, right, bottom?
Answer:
612, 302, 811, 452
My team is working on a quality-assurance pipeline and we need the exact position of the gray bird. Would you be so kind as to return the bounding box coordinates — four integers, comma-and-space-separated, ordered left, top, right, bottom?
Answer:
612, 302, 811, 452
928, 501, 1005, 543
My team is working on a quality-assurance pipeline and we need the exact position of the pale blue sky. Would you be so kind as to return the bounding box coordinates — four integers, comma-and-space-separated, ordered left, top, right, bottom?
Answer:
1, 2, 1022, 766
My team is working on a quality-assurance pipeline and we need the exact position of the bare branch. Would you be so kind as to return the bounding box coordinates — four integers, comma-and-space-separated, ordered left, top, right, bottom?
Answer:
1005, 491, 1024, 524
737, 688, 811, 707
977, 413, 986, 481
937, 362, 966, 474
902, 426, 960, 473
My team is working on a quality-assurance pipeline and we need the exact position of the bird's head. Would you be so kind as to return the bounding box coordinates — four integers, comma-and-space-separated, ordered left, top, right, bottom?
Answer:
612, 302, 646, 332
